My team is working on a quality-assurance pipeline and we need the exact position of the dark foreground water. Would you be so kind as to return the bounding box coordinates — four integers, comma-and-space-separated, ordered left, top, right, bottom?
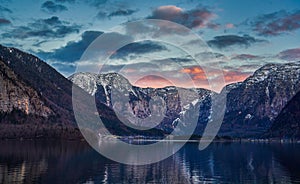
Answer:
0, 140, 300, 184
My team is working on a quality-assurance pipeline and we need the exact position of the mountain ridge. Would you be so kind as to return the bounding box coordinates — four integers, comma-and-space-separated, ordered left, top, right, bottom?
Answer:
0, 44, 165, 139
70, 62, 300, 138
1, 44, 300, 139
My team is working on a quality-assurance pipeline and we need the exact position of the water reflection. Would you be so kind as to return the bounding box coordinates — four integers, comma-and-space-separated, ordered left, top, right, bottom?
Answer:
0, 141, 300, 183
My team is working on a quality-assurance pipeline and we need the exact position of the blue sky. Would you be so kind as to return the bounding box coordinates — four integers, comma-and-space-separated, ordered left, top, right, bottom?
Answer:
1, 0, 300, 89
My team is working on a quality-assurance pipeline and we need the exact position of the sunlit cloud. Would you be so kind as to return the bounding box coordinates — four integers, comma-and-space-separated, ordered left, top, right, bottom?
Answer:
277, 48, 300, 61
250, 10, 300, 36
148, 5, 217, 29
225, 23, 234, 29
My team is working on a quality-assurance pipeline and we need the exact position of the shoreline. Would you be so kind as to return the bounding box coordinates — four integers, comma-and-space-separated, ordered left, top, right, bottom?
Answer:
1, 137, 299, 144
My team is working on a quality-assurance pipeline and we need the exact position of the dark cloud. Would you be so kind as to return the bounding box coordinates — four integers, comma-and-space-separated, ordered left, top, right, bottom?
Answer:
108, 9, 138, 17
231, 54, 262, 60
167, 57, 193, 63
206, 22, 220, 30
0, 5, 12, 14
110, 41, 168, 60
36, 31, 169, 74
250, 10, 300, 36
96, 11, 107, 19
54, 0, 75, 3
2, 16, 81, 39
41, 1, 68, 13
0, 18, 11, 25
32, 40, 48, 47
86, 0, 108, 7
148, 5, 217, 29
96, 8, 138, 19
277, 48, 300, 61
207, 35, 267, 49
47, 61, 76, 76
37, 30, 103, 63
195, 52, 225, 60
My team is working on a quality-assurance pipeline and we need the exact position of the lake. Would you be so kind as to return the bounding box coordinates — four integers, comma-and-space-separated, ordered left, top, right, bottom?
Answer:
0, 140, 300, 183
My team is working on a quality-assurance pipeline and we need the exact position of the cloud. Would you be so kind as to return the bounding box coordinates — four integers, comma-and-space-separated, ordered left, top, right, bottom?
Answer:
41, 1, 68, 13
37, 30, 168, 73
86, 0, 108, 7
223, 70, 252, 84
54, 0, 75, 3
207, 34, 267, 49
225, 23, 234, 29
37, 30, 103, 63
46, 60, 76, 76
231, 54, 262, 60
148, 5, 217, 29
96, 8, 138, 19
207, 22, 220, 30
250, 10, 300, 36
277, 48, 300, 61
100, 62, 160, 75
125, 20, 189, 37
108, 9, 138, 17
37, 31, 167, 74
0, 5, 12, 14
110, 41, 168, 60
133, 75, 174, 88
181, 66, 207, 80
2, 16, 80, 39
181, 65, 251, 85
96, 11, 107, 19
165, 57, 194, 64
0, 18, 11, 25
195, 52, 225, 60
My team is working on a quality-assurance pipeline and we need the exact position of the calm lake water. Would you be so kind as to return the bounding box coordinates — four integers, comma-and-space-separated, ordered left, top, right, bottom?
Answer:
0, 140, 300, 184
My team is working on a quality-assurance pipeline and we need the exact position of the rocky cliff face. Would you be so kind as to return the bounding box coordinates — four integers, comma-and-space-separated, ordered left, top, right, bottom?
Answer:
0, 60, 52, 117
220, 62, 300, 137
0, 45, 86, 139
0, 45, 78, 124
69, 72, 214, 134
268, 91, 300, 138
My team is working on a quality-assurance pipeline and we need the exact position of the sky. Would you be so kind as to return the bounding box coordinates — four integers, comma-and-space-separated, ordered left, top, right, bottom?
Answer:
0, 0, 300, 91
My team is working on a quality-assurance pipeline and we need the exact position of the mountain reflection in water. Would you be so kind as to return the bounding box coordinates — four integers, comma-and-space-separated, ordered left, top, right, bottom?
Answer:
0, 140, 300, 183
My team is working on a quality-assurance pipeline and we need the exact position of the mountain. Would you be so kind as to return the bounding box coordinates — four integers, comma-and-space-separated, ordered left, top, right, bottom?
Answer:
0, 45, 81, 139
71, 62, 300, 138
268, 91, 300, 138
2, 44, 300, 139
69, 72, 214, 135
0, 45, 164, 139
0, 57, 52, 118
219, 62, 300, 137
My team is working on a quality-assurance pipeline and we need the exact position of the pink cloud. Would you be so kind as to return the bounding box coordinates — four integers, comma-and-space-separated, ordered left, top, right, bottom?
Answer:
133, 75, 174, 88
278, 48, 300, 61
149, 5, 217, 29
153, 5, 183, 20
181, 66, 251, 87
122, 66, 251, 90
252, 10, 300, 36
225, 23, 234, 29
